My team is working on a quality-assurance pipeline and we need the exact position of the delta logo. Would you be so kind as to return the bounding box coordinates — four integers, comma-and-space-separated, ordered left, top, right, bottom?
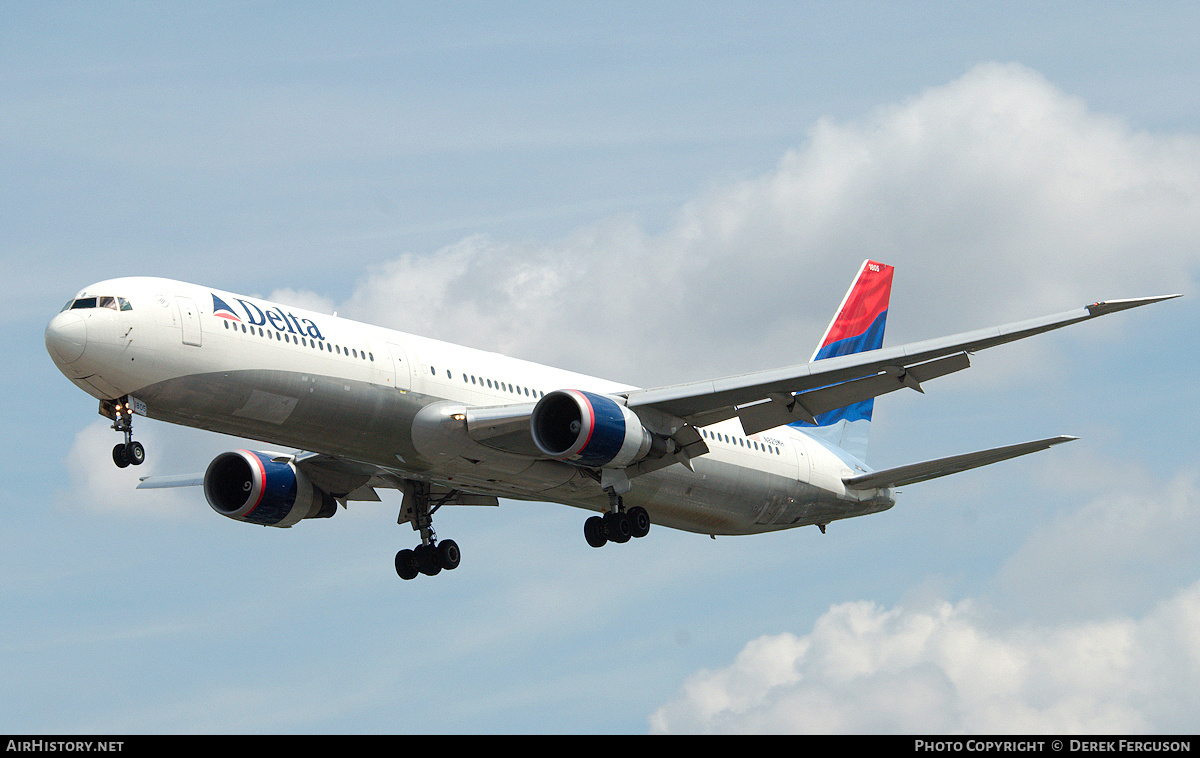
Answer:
211, 293, 326, 341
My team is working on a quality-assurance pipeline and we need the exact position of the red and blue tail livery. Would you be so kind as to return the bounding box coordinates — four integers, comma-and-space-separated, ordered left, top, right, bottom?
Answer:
810, 260, 893, 362
793, 260, 894, 461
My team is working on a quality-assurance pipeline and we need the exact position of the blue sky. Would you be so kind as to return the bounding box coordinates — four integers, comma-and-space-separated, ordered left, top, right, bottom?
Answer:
4, 1, 1200, 733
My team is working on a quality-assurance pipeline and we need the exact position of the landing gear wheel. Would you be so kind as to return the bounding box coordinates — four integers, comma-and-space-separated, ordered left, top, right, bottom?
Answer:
413, 543, 442, 576
395, 549, 419, 580
584, 515, 608, 548
628, 506, 650, 538
437, 540, 461, 571
125, 441, 145, 466
112, 444, 130, 468
604, 511, 633, 544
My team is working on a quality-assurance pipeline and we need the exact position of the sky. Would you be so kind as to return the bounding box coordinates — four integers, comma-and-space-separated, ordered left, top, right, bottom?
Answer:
3, 1, 1200, 734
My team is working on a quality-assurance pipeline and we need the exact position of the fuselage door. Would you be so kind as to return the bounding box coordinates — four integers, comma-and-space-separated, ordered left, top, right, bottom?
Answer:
176, 296, 202, 347
388, 342, 411, 392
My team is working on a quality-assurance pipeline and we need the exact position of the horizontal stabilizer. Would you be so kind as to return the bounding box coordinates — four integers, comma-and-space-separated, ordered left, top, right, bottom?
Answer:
842, 435, 1077, 490
137, 473, 203, 489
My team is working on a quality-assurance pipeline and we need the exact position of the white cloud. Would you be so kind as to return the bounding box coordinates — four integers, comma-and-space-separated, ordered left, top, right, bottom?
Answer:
650, 458, 1200, 734
267, 287, 337, 317
649, 578, 1200, 734
334, 62, 1199, 389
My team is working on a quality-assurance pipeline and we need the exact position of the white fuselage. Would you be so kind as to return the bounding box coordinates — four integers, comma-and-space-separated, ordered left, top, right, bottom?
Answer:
45, 277, 894, 536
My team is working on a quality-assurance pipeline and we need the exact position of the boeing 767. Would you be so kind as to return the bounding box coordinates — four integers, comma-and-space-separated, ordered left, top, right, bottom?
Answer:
44, 260, 1176, 579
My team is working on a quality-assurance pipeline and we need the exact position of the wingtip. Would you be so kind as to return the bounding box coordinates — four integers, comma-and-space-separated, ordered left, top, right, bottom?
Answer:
1086, 294, 1181, 317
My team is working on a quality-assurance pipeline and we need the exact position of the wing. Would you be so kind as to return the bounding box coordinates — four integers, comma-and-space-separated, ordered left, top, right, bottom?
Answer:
622, 296, 1179, 437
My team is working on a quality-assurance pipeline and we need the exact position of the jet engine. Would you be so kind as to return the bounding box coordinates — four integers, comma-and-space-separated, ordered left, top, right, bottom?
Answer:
530, 389, 666, 468
203, 450, 337, 527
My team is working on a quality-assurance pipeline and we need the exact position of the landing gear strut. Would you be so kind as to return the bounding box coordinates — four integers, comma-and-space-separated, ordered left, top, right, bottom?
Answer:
106, 397, 145, 468
584, 490, 650, 548
394, 480, 461, 580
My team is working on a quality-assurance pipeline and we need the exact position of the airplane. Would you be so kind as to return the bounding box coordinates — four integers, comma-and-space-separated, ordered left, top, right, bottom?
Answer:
44, 260, 1177, 580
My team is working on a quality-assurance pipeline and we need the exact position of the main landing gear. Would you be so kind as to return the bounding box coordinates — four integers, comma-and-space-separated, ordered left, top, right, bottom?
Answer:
107, 398, 145, 469
584, 491, 651, 548
394, 480, 461, 581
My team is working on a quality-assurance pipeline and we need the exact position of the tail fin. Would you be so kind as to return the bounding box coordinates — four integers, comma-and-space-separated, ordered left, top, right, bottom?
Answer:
792, 260, 894, 462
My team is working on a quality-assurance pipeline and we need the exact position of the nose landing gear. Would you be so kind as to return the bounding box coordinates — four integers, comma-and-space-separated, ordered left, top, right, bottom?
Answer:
104, 397, 145, 468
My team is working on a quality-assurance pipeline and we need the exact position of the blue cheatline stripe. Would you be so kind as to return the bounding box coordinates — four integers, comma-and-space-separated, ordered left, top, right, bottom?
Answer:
813, 309, 888, 361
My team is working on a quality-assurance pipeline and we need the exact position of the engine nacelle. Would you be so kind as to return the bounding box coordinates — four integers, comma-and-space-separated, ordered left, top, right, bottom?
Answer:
530, 390, 656, 469
203, 450, 337, 528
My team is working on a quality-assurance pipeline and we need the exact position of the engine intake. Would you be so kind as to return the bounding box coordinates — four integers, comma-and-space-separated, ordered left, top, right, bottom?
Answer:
530, 390, 656, 468
204, 450, 337, 527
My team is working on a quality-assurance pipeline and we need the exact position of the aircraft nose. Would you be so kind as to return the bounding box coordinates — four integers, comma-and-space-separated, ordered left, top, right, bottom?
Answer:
45, 311, 87, 364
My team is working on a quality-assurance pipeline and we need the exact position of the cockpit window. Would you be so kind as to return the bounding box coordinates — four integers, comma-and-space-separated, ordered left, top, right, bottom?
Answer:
65, 296, 133, 311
